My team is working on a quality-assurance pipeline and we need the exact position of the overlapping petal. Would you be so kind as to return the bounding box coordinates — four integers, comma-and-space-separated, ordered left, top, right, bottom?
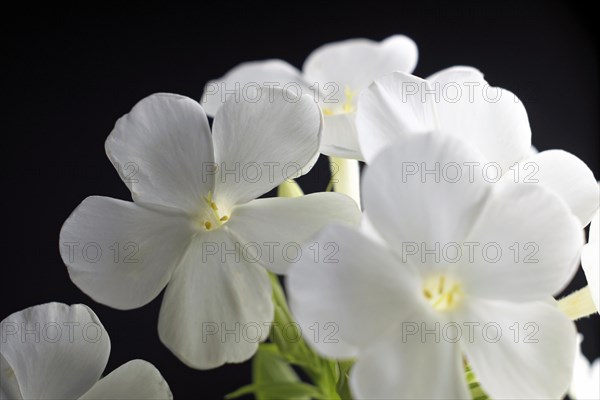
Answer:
459, 298, 576, 399
211, 89, 322, 206
427, 67, 532, 172
570, 335, 600, 400
582, 210, 599, 311
201, 59, 308, 117
320, 113, 363, 159
357, 67, 532, 169
287, 224, 421, 359
362, 134, 490, 264
459, 182, 582, 301
520, 150, 598, 226
357, 72, 437, 163
227, 192, 361, 274
1, 354, 22, 399
303, 35, 418, 91
79, 360, 172, 400
350, 321, 468, 399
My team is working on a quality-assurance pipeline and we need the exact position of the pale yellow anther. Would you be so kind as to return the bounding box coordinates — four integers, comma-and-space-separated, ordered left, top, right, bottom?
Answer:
423, 274, 463, 312
344, 86, 356, 101
197, 191, 229, 231
320, 85, 357, 116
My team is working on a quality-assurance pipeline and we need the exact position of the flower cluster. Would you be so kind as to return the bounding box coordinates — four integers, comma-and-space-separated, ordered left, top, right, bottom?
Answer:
2, 35, 598, 399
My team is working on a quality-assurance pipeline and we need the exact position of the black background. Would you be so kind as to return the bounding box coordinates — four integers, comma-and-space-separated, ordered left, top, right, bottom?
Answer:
3, 1, 598, 398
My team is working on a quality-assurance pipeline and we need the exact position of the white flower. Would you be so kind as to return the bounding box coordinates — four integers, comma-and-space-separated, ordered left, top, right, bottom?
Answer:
201, 35, 418, 159
356, 67, 599, 227
582, 207, 599, 311
0, 302, 171, 400
570, 335, 600, 400
59, 91, 361, 369
287, 133, 582, 399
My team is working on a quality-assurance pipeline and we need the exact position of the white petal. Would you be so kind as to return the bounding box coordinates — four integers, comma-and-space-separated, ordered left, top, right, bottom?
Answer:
226, 192, 361, 274
211, 88, 322, 206
425, 64, 482, 82
79, 360, 172, 400
303, 35, 418, 92
1, 354, 22, 399
460, 298, 577, 399
518, 150, 598, 227
158, 229, 273, 369
287, 224, 421, 359
529, 145, 539, 155
0, 303, 110, 400
351, 323, 468, 399
359, 213, 385, 247
459, 182, 583, 301
320, 112, 363, 159
570, 335, 600, 400
356, 71, 437, 163
582, 210, 600, 311
362, 133, 490, 263
106, 93, 215, 214
572, 356, 600, 400
200, 59, 309, 117
60, 196, 193, 310
306, 35, 418, 159
429, 66, 532, 172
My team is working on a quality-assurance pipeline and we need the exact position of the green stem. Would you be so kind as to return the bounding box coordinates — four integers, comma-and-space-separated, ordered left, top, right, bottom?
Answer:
269, 272, 344, 399
558, 286, 598, 320
329, 156, 361, 208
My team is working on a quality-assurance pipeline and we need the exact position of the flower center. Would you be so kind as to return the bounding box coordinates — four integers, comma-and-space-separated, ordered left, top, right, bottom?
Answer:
322, 85, 357, 116
422, 274, 464, 312
193, 192, 230, 231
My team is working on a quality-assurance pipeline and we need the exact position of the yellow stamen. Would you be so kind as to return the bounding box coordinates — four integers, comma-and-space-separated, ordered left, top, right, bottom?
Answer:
344, 85, 356, 101
342, 103, 354, 113
423, 274, 463, 312
198, 191, 230, 230
321, 86, 357, 116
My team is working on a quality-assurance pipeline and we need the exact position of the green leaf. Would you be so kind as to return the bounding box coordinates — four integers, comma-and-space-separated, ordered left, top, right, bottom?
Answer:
465, 364, 490, 400
335, 360, 354, 399
225, 384, 257, 399
225, 382, 325, 400
262, 273, 343, 400
252, 344, 309, 400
